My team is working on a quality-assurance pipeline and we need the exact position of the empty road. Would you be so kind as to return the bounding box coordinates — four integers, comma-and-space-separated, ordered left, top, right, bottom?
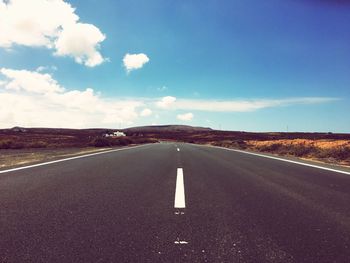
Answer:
1, 143, 350, 262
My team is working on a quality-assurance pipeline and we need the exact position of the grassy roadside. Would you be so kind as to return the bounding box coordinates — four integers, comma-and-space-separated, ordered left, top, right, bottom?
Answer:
0, 147, 115, 170
0, 134, 158, 170
208, 139, 350, 167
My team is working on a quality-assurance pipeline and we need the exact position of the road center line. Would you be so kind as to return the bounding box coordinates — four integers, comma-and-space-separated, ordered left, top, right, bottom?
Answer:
177, 148, 180, 152
174, 240, 188, 245
174, 168, 186, 208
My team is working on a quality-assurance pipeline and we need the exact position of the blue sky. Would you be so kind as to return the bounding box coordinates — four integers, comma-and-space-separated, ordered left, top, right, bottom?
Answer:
0, 0, 349, 132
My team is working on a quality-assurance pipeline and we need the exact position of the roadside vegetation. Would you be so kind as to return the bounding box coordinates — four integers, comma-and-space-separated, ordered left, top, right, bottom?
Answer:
90, 137, 158, 147
211, 139, 350, 166
1, 126, 350, 167
0, 137, 157, 149
0, 127, 158, 150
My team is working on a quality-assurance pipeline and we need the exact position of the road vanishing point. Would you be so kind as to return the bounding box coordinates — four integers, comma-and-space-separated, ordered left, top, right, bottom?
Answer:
1, 143, 350, 262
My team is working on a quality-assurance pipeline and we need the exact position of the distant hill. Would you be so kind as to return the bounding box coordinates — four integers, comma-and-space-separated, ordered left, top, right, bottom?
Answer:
1, 125, 350, 149
123, 125, 212, 133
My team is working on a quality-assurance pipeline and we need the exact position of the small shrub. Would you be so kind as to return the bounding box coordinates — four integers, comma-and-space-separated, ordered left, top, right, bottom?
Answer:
232, 140, 247, 149
0, 140, 25, 149
92, 137, 112, 147
283, 145, 314, 157
257, 143, 282, 152
114, 137, 132, 146
131, 137, 158, 144
317, 147, 350, 161
0, 140, 13, 149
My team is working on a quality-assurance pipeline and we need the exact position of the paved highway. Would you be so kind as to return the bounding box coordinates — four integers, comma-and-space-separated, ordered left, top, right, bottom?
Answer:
1, 143, 350, 262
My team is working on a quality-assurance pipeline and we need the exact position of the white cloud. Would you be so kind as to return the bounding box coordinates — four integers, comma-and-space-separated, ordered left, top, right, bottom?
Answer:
123, 53, 149, 72
36, 65, 58, 72
177, 112, 194, 121
164, 98, 338, 112
36, 66, 46, 72
54, 23, 106, 67
140, 108, 152, 117
0, 68, 338, 128
156, 96, 176, 109
0, 0, 106, 67
154, 96, 333, 113
0, 68, 142, 128
0, 68, 65, 94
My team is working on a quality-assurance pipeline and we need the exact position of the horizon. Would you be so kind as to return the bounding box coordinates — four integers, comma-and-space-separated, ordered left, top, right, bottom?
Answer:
1, 0, 349, 132
3, 124, 349, 134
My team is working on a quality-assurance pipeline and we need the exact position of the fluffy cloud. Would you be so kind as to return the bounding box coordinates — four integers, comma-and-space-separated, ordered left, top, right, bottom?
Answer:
140, 108, 152, 117
0, 68, 64, 94
0, 68, 142, 128
156, 96, 176, 109
0, 0, 106, 67
177, 112, 194, 121
54, 23, 106, 67
123, 53, 149, 72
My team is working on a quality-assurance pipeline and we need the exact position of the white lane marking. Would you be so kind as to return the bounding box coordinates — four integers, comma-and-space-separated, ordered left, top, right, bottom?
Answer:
177, 148, 180, 152
174, 211, 185, 215
202, 145, 350, 175
174, 240, 188, 245
174, 168, 186, 208
0, 144, 150, 174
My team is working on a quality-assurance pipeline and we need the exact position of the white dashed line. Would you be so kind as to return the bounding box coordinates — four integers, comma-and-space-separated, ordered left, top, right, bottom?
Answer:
174, 240, 189, 245
177, 148, 180, 152
174, 211, 185, 215
174, 168, 186, 208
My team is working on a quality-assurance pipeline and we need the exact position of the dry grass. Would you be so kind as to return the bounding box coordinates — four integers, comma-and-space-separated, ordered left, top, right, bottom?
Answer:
211, 139, 350, 166
0, 147, 112, 169
247, 139, 350, 149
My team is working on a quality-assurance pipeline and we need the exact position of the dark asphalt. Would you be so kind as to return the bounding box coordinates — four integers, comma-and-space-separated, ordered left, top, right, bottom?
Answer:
1, 143, 350, 262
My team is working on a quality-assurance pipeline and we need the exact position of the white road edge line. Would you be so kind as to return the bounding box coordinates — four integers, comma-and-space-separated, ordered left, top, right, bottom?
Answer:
202, 144, 350, 175
0, 144, 150, 174
174, 168, 186, 208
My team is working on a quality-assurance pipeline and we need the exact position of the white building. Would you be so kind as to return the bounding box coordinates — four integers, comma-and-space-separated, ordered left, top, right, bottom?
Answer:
104, 131, 126, 137
113, 131, 126, 137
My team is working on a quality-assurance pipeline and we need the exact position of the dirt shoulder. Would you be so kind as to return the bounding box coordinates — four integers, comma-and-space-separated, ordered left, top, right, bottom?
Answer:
0, 147, 113, 170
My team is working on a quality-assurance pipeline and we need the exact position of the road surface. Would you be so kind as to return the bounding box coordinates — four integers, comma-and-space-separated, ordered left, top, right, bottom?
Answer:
1, 143, 350, 262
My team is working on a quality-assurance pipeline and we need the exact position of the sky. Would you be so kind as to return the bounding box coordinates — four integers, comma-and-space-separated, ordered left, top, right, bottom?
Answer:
0, 0, 349, 132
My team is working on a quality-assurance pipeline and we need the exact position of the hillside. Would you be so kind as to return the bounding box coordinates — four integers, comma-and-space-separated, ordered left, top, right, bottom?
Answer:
123, 125, 212, 133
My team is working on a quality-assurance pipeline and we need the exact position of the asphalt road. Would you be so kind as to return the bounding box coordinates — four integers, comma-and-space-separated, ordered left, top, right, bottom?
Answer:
1, 143, 350, 263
